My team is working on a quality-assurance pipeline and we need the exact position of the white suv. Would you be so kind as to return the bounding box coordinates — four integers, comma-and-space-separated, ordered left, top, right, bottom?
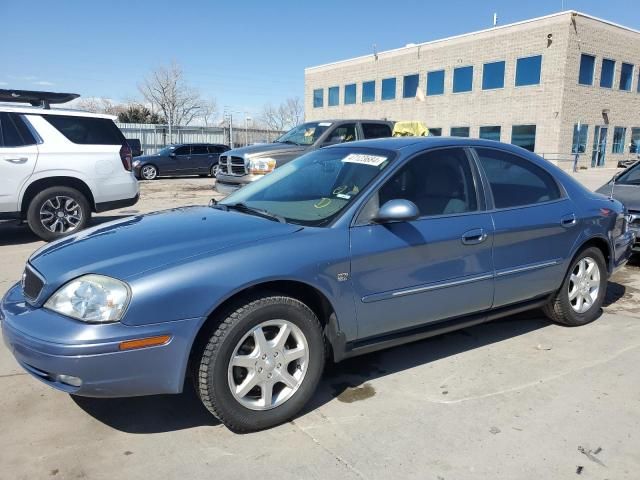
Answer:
0, 90, 139, 241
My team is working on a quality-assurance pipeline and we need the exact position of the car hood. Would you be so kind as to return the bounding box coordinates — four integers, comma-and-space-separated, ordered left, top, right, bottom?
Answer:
225, 142, 307, 159
595, 184, 640, 211
29, 206, 302, 284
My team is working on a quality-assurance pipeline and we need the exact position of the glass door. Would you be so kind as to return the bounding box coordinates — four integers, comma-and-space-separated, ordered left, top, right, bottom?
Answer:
591, 126, 608, 167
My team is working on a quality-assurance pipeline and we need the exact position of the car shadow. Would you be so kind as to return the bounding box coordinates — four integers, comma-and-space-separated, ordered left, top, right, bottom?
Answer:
72, 311, 549, 434
0, 215, 133, 247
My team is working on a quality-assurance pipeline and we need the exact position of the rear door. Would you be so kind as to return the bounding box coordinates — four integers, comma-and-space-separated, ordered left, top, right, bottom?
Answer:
172, 145, 192, 174
190, 144, 212, 173
350, 147, 494, 340
473, 147, 580, 307
0, 113, 39, 212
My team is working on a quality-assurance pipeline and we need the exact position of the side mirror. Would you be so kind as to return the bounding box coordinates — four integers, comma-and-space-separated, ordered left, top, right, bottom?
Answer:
373, 199, 420, 223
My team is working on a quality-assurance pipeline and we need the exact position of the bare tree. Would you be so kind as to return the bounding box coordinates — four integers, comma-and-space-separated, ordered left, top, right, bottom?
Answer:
199, 99, 219, 127
138, 62, 204, 128
75, 97, 123, 116
260, 96, 304, 132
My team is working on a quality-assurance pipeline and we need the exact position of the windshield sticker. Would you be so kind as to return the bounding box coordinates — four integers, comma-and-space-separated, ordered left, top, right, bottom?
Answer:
336, 193, 351, 200
314, 198, 332, 209
342, 153, 387, 167
318, 122, 332, 126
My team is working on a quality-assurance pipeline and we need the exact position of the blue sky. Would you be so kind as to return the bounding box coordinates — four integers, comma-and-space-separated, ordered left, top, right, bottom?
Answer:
1, 0, 638, 117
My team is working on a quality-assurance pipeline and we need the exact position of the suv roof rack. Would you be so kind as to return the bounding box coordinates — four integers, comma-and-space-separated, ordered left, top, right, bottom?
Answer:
0, 89, 80, 109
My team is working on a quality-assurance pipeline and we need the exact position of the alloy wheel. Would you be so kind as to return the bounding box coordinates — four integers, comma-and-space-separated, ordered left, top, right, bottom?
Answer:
141, 165, 157, 180
39, 195, 83, 234
211, 164, 220, 177
227, 319, 309, 411
568, 257, 600, 314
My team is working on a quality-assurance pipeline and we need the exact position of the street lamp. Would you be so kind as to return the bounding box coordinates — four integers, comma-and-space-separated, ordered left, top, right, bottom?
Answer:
245, 116, 252, 146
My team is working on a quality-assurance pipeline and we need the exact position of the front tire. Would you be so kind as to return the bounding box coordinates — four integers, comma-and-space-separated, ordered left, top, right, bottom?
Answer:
195, 295, 325, 432
26, 186, 90, 241
140, 164, 158, 180
543, 247, 607, 326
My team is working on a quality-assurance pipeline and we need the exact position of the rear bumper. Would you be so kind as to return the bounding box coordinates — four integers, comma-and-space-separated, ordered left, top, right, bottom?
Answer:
611, 230, 635, 274
1, 283, 202, 398
95, 193, 139, 213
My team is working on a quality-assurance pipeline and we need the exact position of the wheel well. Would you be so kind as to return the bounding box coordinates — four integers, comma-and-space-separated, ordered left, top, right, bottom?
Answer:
188, 280, 337, 374
21, 177, 95, 215
577, 237, 611, 269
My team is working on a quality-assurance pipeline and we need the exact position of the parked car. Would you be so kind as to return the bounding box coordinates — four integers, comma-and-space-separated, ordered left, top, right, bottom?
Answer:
215, 120, 393, 193
596, 160, 640, 252
2, 137, 633, 432
0, 89, 139, 241
126, 138, 143, 157
133, 143, 230, 180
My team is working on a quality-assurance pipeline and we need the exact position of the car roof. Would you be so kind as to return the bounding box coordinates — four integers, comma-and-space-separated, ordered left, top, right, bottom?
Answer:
326, 136, 525, 153
0, 103, 117, 120
309, 119, 393, 125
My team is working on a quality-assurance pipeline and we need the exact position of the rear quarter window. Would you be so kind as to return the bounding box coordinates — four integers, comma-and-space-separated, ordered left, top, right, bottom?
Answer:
362, 123, 392, 139
43, 115, 124, 145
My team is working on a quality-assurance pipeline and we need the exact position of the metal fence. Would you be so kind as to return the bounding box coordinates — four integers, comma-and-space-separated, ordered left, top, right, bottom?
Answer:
116, 122, 285, 154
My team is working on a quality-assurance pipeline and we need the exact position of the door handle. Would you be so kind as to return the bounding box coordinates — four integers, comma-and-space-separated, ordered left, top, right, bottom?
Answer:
4, 157, 28, 164
560, 213, 577, 227
462, 228, 488, 245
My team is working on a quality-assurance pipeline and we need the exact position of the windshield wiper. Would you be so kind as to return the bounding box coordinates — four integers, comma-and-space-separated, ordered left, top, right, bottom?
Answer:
216, 203, 286, 223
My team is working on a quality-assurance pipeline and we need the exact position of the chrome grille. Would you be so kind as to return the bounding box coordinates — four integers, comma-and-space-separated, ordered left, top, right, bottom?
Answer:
22, 265, 44, 301
222, 155, 246, 175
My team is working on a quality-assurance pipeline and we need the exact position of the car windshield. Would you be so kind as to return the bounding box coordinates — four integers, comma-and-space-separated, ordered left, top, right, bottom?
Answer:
157, 146, 176, 155
274, 122, 332, 146
219, 147, 395, 226
617, 162, 640, 185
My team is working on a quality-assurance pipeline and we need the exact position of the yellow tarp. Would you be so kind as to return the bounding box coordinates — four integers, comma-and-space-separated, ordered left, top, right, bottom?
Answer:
392, 121, 429, 137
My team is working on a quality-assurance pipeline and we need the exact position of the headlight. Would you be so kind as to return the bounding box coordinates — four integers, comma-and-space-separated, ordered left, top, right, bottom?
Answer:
132, 160, 141, 167
44, 274, 131, 323
248, 157, 276, 175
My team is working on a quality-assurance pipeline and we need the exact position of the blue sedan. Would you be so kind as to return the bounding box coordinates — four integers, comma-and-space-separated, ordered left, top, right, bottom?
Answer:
1, 137, 634, 431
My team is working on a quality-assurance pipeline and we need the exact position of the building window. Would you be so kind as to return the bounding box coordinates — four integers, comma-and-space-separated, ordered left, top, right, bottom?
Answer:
479, 126, 501, 141
572, 124, 588, 153
313, 89, 324, 108
600, 59, 615, 88
511, 125, 536, 152
328, 86, 339, 106
631, 128, 640, 154
451, 127, 470, 137
578, 54, 595, 85
515, 55, 542, 86
612, 127, 626, 153
619, 63, 634, 91
344, 84, 356, 105
482, 61, 505, 90
428, 128, 442, 136
381, 78, 396, 100
403, 74, 419, 98
427, 70, 445, 96
453, 66, 473, 93
362, 81, 375, 103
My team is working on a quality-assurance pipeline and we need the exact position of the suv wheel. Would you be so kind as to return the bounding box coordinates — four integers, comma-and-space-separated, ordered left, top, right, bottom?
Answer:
543, 247, 607, 326
140, 164, 158, 180
195, 295, 325, 432
26, 186, 90, 241
211, 164, 220, 178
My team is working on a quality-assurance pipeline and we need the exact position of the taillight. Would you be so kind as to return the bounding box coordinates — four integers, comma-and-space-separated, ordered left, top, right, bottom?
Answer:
120, 142, 132, 171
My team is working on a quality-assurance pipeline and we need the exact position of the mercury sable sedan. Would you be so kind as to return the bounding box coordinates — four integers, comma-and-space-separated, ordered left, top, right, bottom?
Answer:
1, 137, 633, 432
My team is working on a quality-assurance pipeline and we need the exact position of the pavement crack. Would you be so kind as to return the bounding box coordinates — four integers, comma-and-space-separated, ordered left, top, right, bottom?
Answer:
0, 372, 28, 379
291, 419, 368, 479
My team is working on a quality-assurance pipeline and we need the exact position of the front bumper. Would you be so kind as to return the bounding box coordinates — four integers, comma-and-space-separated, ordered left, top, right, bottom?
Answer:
1, 283, 203, 398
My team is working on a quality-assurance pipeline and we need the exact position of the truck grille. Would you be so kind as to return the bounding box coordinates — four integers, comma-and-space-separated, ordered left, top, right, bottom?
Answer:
22, 264, 44, 301
222, 155, 246, 175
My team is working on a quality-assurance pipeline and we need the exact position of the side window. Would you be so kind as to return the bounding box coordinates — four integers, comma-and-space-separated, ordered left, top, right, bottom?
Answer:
209, 145, 224, 154
476, 148, 561, 209
0, 113, 37, 147
191, 145, 209, 155
42, 115, 124, 145
173, 146, 190, 155
362, 123, 392, 139
324, 124, 357, 145
358, 148, 477, 223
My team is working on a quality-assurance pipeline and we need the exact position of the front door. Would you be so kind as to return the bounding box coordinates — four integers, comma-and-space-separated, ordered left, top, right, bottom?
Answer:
350, 147, 494, 340
0, 113, 39, 212
591, 126, 608, 167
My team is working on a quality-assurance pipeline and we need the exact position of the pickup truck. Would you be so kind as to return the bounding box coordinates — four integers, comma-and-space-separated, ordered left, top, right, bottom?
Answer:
215, 119, 393, 193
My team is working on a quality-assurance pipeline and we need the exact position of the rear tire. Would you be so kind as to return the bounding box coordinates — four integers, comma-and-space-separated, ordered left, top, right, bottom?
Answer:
211, 163, 220, 178
543, 247, 607, 326
26, 186, 91, 241
195, 294, 325, 432
140, 164, 158, 180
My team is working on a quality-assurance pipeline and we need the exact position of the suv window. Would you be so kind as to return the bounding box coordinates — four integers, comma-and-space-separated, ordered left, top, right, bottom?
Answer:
475, 148, 561, 208
43, 115, 124, 145
362, 123, 392, 139
208, 145, 225, 154
0, 113, 37, 147
191, 145, 209, 155
173, 146, 190, 155
358, 148, 477, 223
324, 124, 357, 145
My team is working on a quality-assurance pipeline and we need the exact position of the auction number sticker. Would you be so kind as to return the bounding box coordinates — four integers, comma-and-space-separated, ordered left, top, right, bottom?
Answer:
342, 153, 387, 166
